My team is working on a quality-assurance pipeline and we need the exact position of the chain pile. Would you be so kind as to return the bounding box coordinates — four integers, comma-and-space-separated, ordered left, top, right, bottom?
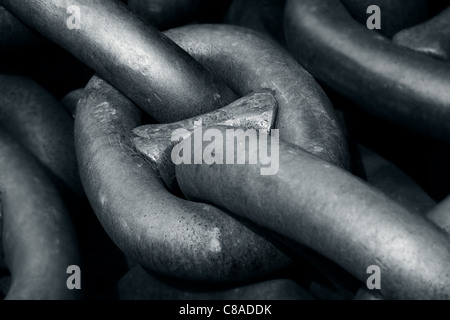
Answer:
0, 0, 449, 300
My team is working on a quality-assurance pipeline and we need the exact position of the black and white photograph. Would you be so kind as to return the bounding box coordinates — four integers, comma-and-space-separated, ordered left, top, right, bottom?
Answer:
0, 0, 449, 307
